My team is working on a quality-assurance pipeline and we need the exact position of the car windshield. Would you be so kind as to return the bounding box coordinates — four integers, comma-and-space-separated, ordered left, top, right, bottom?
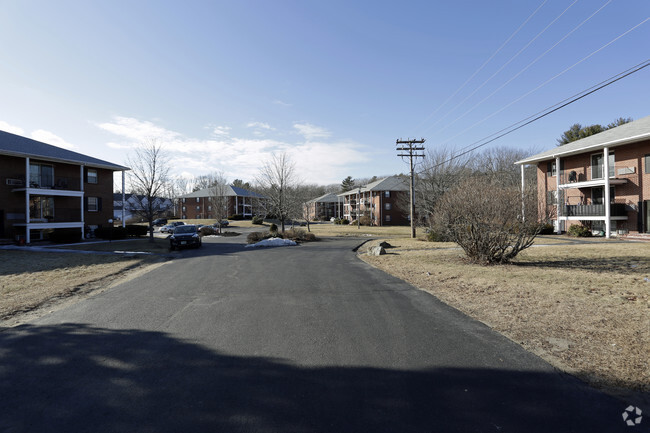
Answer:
174, 225, 196, 234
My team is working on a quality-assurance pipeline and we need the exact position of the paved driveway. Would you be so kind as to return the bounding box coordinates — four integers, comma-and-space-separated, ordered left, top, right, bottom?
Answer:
0, 235, 641, 432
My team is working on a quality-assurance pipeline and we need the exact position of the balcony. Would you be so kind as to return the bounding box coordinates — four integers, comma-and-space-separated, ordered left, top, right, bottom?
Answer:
561, 203, 628, 218
5, 175, 81, 192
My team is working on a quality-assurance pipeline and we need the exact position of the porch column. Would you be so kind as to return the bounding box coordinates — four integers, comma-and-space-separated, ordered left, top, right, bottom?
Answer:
555, 156, 561, 234
604, 147, 611, 239
80, 165, 85, 229
25, 158, 30, 244
121, 171, 126, 228
520, 164, 525, 222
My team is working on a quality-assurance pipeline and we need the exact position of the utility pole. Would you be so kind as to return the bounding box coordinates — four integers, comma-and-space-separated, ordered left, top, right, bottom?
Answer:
396, 138, 425, 238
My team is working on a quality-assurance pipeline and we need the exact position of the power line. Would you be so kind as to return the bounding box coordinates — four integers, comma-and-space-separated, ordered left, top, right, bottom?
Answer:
419, 59, 650, 174
413, 0, 548, 133
421, 0, 580, 135
434, 0, 614, 138
396, 138, 425, 238
437, 16, 650, 150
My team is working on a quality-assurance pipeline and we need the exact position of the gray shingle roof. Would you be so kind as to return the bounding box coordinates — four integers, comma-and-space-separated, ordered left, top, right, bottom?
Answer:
337, 175, 410, 196
307, 192, 341, 203
0, 129, 129, 170
180, 185, 266, 199
516, 114, 650, 165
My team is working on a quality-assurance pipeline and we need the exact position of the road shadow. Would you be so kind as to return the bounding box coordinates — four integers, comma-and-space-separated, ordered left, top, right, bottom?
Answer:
514, 255, 650, 274
0, 323, 637, 433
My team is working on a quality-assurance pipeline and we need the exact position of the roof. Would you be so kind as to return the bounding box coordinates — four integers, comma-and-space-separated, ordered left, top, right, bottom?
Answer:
338, 176, 409, 196
307, 192, 341, 203
516, 114, 650, 165
180, 185, 266, 199
0, 129, 129, 171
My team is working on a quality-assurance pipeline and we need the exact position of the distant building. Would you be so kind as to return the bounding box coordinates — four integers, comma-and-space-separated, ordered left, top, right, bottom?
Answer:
338, 176, 409, 225
113, 193, 174, 222
177, 185, 267, 219
304, 192, 343, 221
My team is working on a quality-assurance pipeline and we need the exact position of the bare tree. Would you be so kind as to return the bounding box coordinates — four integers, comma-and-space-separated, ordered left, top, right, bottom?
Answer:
208, 171, 230, 234
432, 175, 546, 264
126, 139, 170, 242
256, 153, 298, 233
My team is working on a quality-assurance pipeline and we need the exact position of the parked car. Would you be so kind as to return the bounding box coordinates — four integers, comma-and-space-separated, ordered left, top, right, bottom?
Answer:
213, 220, 229, 228
159, 224, 177, 233
169, 225, 201, 250
152, 218, 168, 226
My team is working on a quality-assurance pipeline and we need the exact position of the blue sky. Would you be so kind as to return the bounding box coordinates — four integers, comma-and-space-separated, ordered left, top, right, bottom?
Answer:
0, 0, 648, 187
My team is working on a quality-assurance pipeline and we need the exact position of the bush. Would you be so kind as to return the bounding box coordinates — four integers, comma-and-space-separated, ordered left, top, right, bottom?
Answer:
199, 226, 216, 236
247, 231, 271, 244
94, 226, 128, 240
269, 223, 278, 234
126, 224, 148, 237
426, 228, 452, 242
48, 228, 82, 243
359, 216, 372, 226
228, 214, 243, 220
349, 220, 358, 226
568, 224, 592, 237
252, 215, 264, 225
539, 223, 555, 235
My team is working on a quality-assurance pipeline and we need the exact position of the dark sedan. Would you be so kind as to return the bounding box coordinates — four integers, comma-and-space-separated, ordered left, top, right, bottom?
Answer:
169, 225, 202, 250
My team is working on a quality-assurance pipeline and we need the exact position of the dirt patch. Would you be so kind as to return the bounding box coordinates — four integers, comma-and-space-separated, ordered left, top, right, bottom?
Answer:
360, 237, 650, 397
0, 250, 164, 327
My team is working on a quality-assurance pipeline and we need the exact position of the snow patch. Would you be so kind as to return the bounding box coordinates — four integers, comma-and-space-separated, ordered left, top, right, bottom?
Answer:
245, 237, 297, 248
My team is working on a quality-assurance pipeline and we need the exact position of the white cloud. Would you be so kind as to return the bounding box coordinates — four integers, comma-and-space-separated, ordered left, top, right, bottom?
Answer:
97, 116, 369, 184
212, 126, 231, 136
0, 121, 25, 136
247, 122, 273, 130
31, 129, 76, 149
273, 100, 292, 107
293, 123, 331, 140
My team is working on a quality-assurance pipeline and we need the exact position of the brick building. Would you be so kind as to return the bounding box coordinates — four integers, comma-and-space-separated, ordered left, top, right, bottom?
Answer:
178, 185, 266, 219
516, 114, 650, 237
0, 129, 128, 243
304, 193, 343, 221
339, 176, 409, 226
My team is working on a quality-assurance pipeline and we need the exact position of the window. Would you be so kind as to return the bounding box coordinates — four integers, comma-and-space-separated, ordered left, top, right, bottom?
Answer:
592, 187, 615, 205
384, 191, 390, 198
182, 198, 186, 203
196, 197, 200, 203
208, 205, 212, 211
645, 154, 650, 174
87, 169, 98, 184
29, 196, 54, 220
547, 191, 557, 205
384, 203, 391, 210
591, 152, 615, 179
385, 215, 391, 222
196, 206, 200, 211
546, 160, 565, 177
87, 197, 98, 212
29, 163, 54, 187
182, 206, 186, 211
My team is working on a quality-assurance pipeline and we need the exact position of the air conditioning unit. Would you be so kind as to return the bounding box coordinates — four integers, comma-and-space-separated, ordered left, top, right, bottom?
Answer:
6, 178, 23, 186
617, 167, 635, 175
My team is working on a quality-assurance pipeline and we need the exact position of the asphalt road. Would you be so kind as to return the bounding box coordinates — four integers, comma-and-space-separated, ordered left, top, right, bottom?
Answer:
0, 233, 644, 432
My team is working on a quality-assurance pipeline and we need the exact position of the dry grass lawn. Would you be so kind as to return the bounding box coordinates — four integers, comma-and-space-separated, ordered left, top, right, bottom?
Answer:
361, 237, 650, 394
59, 238, 171, 253
0, 250, 160, 322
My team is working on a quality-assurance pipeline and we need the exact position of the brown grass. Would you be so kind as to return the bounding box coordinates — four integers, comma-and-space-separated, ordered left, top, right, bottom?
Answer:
59, 238, 171, 253
0, 251, 160, 322
361, 237, 650, 394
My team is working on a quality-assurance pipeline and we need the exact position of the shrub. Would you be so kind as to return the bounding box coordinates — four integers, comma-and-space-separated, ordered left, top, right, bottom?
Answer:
228, 214, 243, 220
340, 218, 349, 225
282, 228, 318, 242
126, 224, 148, 237
432, 176, 546, 264
349, 220, 358, 226
199, 226, 216, 236
568, 224, 592, 237
359, 216, 372, 226
252, 215, 264, 225
94, 226, 128, 240
247, 231, 271, 244
426, 228, 452, 242
48, 228, 82, 243
539, 223, 555, 235
269, 223, 278, 234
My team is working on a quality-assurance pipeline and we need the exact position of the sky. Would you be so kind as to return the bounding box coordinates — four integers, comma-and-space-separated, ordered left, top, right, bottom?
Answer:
0, 0, 649, 189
